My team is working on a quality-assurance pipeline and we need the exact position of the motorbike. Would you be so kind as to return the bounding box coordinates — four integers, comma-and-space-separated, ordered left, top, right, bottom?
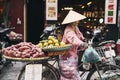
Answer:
40, 24, 60, 40
0, 27, 15, 69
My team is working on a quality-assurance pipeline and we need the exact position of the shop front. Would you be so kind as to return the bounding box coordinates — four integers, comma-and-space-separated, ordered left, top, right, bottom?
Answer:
0, 0, 119, 43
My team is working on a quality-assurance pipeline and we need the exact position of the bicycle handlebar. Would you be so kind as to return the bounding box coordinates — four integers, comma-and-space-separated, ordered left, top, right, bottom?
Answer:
0, 27, 15, 33
40, 26, 60, 39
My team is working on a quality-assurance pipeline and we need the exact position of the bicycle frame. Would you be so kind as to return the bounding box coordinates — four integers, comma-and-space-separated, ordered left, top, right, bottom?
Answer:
77, 28, 118, 80
45, 28, 119, 80
17, 28, 120, 80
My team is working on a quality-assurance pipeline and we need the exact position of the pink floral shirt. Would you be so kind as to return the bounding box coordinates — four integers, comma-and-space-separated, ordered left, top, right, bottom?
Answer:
62, 24, 85, 58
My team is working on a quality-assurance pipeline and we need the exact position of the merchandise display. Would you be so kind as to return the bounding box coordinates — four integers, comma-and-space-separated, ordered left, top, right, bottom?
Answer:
2, 36, 72, 60
2, 42, 45, 59
37, 36, 72, 56
37, 36, 66, 48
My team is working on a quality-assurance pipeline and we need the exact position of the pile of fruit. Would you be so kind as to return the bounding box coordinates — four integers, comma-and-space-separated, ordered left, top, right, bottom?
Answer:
36, 36, 72, 56
37, 36, 66, 48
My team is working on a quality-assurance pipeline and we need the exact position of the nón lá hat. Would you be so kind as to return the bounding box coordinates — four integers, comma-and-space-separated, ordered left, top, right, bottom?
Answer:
61, 10, 86, 24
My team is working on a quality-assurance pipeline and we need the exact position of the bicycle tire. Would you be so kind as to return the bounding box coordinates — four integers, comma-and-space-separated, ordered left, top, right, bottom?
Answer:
17, 62, 60, 80
1, 42, 12, 66
86, 64, 120, 80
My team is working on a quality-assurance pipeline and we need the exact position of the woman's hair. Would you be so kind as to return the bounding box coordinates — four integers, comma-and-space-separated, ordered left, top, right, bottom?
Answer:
60, 24, 67, 35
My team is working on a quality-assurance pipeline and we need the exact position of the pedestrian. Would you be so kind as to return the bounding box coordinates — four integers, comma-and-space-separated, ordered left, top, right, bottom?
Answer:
59, 10, 88, 80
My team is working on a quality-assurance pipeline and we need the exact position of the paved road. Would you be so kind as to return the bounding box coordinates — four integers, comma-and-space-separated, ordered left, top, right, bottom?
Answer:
0, 62, 25, 80
0, 61, 88, 80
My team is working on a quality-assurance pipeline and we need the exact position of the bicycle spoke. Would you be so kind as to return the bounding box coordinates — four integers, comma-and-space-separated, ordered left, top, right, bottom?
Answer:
87, 65, 120, 80
18, 63, 59, 80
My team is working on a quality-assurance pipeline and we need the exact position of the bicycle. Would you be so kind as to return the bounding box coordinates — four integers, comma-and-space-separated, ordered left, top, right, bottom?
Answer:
16, 28, 120, 80
79, 29, 120, 80
16, 25, 61, 80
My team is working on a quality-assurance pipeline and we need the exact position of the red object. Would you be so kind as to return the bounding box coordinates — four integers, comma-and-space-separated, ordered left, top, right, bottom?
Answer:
117, 44, 120, 55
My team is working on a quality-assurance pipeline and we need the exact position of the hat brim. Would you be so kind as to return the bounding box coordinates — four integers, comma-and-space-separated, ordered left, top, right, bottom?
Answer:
61, 10, 86, 24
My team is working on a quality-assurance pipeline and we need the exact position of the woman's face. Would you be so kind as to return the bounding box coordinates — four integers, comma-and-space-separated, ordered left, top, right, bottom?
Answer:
71, 21, 79, 27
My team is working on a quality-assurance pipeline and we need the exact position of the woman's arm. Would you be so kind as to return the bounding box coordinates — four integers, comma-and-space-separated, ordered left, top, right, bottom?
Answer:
66, 31, 84, 46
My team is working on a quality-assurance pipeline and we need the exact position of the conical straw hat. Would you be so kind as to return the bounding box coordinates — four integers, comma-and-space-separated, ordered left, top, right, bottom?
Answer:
61, 10, 86, 24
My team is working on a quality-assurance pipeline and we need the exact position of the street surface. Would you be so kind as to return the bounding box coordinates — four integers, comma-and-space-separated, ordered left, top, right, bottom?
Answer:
0, 62, 25, 80
0, 62, 88, 80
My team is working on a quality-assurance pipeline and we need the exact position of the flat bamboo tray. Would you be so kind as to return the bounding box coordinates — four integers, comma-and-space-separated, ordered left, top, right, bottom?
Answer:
42, 44, 72, 56
42, 44, 72, 52
3, 55, 49, 62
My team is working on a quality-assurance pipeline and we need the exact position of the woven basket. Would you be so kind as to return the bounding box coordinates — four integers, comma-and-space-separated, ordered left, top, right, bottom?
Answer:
47, 50, 67, 56
3, 55, 49, 62
42, 44, 72, 51
42, 44, 72, 56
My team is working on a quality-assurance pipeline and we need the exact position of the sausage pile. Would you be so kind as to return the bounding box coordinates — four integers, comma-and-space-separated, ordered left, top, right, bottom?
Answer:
2, 42, 45, 58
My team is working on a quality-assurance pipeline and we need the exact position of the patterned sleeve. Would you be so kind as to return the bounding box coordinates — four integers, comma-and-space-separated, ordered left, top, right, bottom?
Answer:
66, 30, 84, 46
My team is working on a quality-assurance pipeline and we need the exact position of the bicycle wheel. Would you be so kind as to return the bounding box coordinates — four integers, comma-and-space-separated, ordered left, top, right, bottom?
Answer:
1, 42, 12, 66
86, 64, 120, 80
18, 62, 60, 80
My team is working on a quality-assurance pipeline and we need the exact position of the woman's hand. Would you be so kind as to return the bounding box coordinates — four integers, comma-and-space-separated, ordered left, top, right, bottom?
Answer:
79, 42, 88, 51
82, 42, 88, 48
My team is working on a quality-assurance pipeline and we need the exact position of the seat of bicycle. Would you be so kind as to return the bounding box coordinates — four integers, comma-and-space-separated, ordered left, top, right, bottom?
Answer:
0, 27, 9, 34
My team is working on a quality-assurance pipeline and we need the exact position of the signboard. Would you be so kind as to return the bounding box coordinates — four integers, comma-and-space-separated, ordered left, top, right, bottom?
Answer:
104, 0, 117, 24
25, 64, 42, 80
118, 0, 120, 28
46, 0, 58, 20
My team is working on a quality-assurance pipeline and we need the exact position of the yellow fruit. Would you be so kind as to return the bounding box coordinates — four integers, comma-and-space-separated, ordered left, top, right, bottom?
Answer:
60, 41, 65, 46
48, 36, 54, 40
37, 43, 42, 48
55, 43, 59, 46
48, 44, 54, 48
48, 40, 53, 44
53, 39, 59, 43
44, 42, 48, 47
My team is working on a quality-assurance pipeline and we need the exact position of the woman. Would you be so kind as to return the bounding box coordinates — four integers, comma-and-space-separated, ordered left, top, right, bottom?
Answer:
59, 10, 88, 80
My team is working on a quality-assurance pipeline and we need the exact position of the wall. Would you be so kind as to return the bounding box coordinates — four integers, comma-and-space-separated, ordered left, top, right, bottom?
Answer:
118, 0, 120, 35
10, 0, 23, 34
26, 0, 45, 44
9, 0, 45, 44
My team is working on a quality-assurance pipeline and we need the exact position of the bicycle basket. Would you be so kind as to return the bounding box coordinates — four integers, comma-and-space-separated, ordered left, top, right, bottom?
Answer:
95, 46, 116, 59
81, 46, 101, 63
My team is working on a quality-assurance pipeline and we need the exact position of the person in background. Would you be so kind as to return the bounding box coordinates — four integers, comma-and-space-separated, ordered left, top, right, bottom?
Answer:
59, 10, 88, 80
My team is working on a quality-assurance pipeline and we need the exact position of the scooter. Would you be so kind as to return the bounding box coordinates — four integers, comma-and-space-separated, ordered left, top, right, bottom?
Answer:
40, 24, 60, 40
0, 27, 15, 70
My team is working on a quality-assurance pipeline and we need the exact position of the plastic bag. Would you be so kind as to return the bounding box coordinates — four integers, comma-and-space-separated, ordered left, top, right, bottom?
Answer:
81, 46, 101, 63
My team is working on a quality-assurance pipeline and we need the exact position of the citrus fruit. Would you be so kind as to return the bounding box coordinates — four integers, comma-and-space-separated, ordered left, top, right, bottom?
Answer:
48, 36, 53, 40
37, 43, 42, 48
48, 44, 54, 48
48, 40, 53, 44
60, 41, 65, 46
55, 43, 59, 46
53, 39, 59, 43
44, 42, 48, 47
